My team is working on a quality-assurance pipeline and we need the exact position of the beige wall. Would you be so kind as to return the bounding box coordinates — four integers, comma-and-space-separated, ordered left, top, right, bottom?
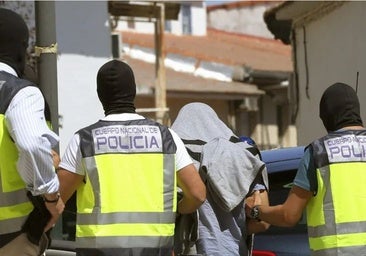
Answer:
293, 2, 366, 146
135, 96, 230, 127
249, 95, 297, 149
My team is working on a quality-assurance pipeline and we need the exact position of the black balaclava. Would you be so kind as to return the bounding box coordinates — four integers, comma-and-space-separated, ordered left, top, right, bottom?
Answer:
319, 82, 363, 132
97, 60, 136, 115
0, 8, 29, 77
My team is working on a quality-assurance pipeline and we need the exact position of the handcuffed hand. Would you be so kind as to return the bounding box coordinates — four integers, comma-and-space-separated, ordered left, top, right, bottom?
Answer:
44, 196, 65, 232
245, 190, 262, 216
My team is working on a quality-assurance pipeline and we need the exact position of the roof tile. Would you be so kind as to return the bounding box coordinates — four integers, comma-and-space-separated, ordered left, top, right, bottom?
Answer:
121, 28, 292, 71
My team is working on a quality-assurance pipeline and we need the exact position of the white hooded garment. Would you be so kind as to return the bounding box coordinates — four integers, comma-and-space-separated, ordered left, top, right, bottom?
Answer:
172, 102, 268, 256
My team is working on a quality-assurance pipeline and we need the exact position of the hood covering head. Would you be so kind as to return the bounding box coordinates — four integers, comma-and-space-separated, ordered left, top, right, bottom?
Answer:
171, 102, 269, 204
172, 102, 235, 142
0, 8, 29, 76
319, 82, 363, 132
97, 60, 136, 115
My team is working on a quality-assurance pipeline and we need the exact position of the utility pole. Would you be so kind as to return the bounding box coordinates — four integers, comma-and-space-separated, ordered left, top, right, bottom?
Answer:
154, 2, 168, 125
35, 1, 59, 138
108, 1, 180, 125
35, 0, 62, 239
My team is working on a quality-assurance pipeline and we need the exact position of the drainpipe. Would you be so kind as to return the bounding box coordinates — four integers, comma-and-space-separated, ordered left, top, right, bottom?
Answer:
35, 1, 59, 138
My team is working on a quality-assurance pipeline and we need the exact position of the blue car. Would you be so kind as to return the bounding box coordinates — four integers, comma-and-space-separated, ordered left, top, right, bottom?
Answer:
253, 146, 310, 256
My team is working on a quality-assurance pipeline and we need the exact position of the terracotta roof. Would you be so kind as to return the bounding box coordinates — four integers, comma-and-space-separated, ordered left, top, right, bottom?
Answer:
121, 28, 292, 72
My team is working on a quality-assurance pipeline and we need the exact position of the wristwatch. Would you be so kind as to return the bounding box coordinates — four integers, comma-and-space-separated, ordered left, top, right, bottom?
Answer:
250, 205, 261, 221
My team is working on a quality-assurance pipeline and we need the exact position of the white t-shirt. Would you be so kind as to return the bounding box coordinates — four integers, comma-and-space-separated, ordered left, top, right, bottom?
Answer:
59, 113, 193, 175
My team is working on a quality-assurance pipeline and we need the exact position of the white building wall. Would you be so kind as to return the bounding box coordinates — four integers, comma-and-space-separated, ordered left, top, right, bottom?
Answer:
116, 20, 154, 34
115, 2, 206, 36
294, 1, 366, 145
55, 1, 111, 154
131, 22, 154, 33
191, 3, 207, 36
169, 19, 183, 35
207, 3, 277, 38
257, 95, 279, 149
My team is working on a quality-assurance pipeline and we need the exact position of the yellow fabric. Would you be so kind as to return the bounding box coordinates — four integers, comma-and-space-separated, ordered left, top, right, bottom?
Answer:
77, 173, 95, 214
308, 163, 366, 226
307, 162, 366, 252
76, 151, 176, 240
173, 169, 177, 211
77, 223, 175, 237
0, 115, 26, 192
46, 120, 52, 129
0, 202, 33, 221
307, 170, 326, 227
331, 163, 366, 223
0, 115, 32, 220
97, 154, 164, 212
309, 232, 366, 250
77, 154, 168, 213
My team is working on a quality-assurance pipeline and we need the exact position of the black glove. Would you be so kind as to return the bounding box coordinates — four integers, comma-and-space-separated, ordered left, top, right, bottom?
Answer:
21, 191, 52, 246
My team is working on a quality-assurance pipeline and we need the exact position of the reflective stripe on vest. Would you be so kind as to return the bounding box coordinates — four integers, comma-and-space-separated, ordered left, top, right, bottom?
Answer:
307, 131, 366, 255
76, 120, 177, 251
0, 72, 34, 234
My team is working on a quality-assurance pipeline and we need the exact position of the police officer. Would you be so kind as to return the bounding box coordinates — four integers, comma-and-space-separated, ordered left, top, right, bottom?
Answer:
57, 59, 206, 256
0, 8, 64, 255
246, 82, 366, 255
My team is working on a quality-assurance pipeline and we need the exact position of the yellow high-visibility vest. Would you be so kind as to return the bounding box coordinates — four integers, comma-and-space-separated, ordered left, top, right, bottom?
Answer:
75, 119, 177, 254
307, 130, 366, 255
0, 72, 33, 235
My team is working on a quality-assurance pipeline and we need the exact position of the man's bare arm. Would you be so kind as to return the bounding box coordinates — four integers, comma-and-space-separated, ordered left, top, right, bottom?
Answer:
177, 163, 206, 214
57, 168, 84, 203
247, 185, 312, 227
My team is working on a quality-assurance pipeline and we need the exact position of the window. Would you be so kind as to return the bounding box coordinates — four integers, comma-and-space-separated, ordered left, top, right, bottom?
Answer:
165, 20, 171, 32
181, 4, 191, 35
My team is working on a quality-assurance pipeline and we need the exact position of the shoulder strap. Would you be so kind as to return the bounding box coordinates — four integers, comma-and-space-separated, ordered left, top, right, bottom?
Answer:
185, 148, 201, 162
182, 136, 262, 161
181, 139, 206, 162
229, 135, 262, 159
181, 139, 206, 145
